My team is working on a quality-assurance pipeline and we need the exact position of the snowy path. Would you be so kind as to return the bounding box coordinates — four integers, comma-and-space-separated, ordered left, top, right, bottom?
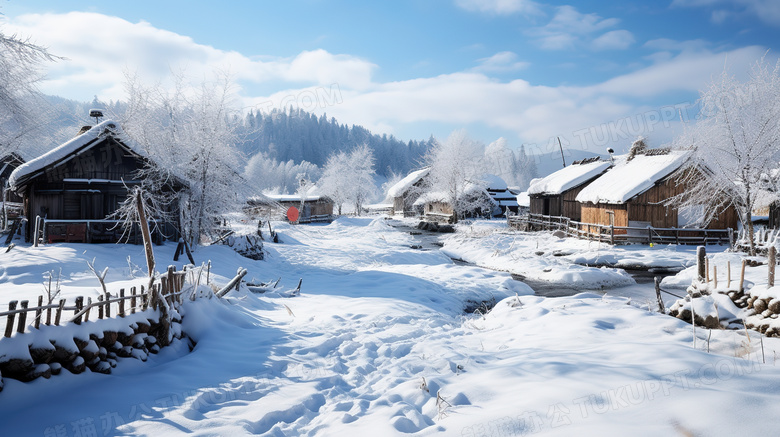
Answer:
2, 217, 780, 436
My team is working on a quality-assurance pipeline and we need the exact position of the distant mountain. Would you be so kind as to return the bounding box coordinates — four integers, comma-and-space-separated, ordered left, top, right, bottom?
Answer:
531, 149, 608, 179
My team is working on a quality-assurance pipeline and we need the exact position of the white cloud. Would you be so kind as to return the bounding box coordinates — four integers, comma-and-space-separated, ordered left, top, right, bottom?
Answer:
472, 51, 529, 72
672, 0, 780, 26
248, 46, 772, 157
454, 0, 542, 16
527, 6, 634, 51
3, 11, 774, 156
3, 12, 377, 101
591, 30, 635, 51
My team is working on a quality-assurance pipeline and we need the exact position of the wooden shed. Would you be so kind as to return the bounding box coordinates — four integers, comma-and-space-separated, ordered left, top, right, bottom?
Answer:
8, 120, 185, 244
414, 179, 496, 223
386, 167, 430, 216
527, 158, 611, 221
261, 185, 334, 223
575, 148, 738, 230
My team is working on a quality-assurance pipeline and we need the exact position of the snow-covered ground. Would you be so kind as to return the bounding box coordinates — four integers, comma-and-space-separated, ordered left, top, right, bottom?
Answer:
2, 217, 780, 436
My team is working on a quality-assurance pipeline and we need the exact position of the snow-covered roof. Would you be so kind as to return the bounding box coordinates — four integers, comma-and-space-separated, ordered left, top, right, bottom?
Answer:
264, 184, 328, 202
527, 160, 611, 196
576, 150, 690, 204
414, 181, 495, 207
387, 167, 430, 198
9, 120, 146, 190
483, 174, 508, 191
516, 191, 530, 208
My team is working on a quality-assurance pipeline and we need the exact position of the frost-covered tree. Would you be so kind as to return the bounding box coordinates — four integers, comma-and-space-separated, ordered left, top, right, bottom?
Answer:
347, 143, 376, 215
319, 144, 376, 215
425, 130, 489, 222
119, 70, 249, 246
244, 152, 320, 194
670, 58, 780, 255
0, 29, 59, 152
319, 151, 350, 215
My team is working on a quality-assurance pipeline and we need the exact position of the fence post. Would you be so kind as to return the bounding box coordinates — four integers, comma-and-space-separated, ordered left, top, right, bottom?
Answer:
655, 277, 665, 313
98, 295, 104, 319
727, 261, 731, 288
55, 299, 65, 326
46, 298, 52, 326
84, 297, 92, 322
739, 259, 746, 293
4, 300, 17, 338
610, 225, 614, 245
168, 266, 175, 304
728, 228, 734, 250
769, 246, 776, 288
696, 246, 706, 283
131, 286, 137, 314
119, 289, 125, 317
105, 292, 111, 318
141, 285, 148, 310
16, 300, 28, 334
714, 265, 718, 290
34, 295, 43, 329
74, 296, 83, 325
648, 227, 652, 245
33, 216, 40, 247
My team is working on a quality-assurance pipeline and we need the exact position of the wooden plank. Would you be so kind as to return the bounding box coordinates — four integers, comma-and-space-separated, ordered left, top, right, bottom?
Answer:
4, 300, 17, 338
34, 295, 43, 329
16, 300, 30, 334
73, 296, 83, 325
119, 288, 125, 317
84, 297, 92, 322
54, 299, 65, 326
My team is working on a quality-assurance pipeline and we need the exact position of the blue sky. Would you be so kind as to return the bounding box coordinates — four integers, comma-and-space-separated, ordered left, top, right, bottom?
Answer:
2, 0, 779, 158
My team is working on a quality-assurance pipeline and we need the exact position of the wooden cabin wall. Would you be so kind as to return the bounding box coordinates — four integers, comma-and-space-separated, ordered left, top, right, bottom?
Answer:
562, 186, 587, 221
393, 197, 404, 214
310, 200, 333, 216
625, 178, 678, 228
580, 204, 628, 227
708, 204, 739, 230
530, 195, 562, 217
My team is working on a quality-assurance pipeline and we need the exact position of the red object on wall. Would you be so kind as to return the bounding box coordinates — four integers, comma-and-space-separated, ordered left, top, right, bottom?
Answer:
286, 207, 299, 222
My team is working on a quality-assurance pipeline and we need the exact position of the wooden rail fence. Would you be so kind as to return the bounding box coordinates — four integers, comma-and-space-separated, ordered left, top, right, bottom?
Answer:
508, 213, 734, 247
0, 265, 192, 339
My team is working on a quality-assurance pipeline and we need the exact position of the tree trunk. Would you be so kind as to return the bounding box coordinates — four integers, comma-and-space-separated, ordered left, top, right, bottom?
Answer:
746, 209, 756, 256
135, 189, 156, 290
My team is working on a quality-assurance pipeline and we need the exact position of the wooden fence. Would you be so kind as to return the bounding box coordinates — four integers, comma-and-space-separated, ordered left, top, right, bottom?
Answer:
0, 265, 192, 339
509, 213, 734, 246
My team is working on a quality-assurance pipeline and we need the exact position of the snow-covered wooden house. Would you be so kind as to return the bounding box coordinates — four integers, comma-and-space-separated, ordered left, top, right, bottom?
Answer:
261, 185, 334, 223
386, 167, 430, 216
575, 148, 738, 229
414, 179, 496, 223
8, 120, 185, 244
484, 174, 518, 216
527, 158, 611, 221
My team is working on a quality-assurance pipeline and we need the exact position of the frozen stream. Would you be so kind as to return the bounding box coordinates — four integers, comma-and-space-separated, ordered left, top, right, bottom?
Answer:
388, 219, 681, 307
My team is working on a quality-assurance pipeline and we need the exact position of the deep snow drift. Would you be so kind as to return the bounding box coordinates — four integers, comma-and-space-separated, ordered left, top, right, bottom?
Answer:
1, 217, 779, 436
